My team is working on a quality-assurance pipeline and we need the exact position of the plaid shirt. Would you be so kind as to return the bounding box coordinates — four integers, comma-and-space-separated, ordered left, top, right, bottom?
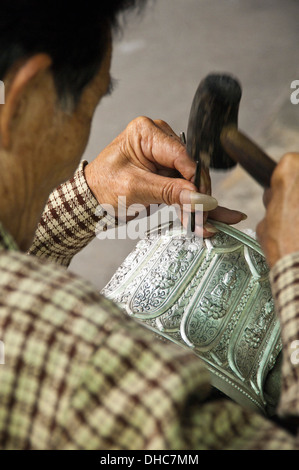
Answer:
0, 161, 299, 449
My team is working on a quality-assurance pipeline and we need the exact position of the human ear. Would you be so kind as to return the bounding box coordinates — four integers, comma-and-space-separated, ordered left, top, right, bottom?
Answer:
0, 53, 52, 148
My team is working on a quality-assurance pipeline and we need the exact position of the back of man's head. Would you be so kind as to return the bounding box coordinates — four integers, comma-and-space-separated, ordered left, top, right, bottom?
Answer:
0, 1, 146, 109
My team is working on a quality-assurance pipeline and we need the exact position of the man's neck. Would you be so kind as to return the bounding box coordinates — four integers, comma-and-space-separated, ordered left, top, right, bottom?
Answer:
0, 150, 48, 251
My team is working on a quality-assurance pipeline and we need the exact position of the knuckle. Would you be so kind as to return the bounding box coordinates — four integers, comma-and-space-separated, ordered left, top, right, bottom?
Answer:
162, 180, 179, 205
161, 181, 173, 205
280, 152, 298, 171
125, 116, 154, 153
154, 119, 168, 128
130, 116, 152, 131
273, 153, 299, 186
154, 119, 177, 137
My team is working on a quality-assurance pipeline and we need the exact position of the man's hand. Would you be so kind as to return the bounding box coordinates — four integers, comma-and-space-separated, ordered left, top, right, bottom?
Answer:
257, 153, 299, 268
85, 117, 245, 237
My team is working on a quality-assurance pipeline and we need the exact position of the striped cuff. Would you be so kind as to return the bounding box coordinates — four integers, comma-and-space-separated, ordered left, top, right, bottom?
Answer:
28, 160, 116, 266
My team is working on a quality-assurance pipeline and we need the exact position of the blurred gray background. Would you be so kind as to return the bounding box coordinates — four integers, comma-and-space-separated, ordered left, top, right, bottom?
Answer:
69, 0, 299, 290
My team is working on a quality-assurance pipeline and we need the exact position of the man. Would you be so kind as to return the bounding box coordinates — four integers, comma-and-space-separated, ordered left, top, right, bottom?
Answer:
0, 0, 298, 450
256, 153, 299, 427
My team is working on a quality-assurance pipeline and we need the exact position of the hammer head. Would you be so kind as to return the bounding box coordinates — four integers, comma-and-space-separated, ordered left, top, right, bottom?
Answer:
186, 73, 242, 170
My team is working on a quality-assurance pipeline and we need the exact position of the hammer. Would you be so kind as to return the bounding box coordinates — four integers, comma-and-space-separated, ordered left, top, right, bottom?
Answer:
186, 74, 277, 192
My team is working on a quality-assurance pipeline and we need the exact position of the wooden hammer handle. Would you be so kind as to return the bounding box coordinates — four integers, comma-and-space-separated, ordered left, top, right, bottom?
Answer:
220, 125, 277, 188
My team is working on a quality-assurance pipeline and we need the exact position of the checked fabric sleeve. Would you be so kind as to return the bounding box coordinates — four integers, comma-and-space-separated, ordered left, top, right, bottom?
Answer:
270, 252, 299, 419
28, 160, 116, 266
18, 159, 299, 448
2, 219, 299, 448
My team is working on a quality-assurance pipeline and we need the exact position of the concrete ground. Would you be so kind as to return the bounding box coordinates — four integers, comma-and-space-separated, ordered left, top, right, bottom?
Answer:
69, 0, 299, 290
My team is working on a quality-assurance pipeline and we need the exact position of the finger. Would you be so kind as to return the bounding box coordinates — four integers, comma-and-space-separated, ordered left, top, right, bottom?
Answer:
130, 117, 196, 182
153, 119, 181, 142
271, 152, 299, 187
131, 167, 218, 211
193, 216, 219, 238
208, 206, 247, 225
179, 189, 218, 211
180, 209, 217, 238
152, 121, 212, 195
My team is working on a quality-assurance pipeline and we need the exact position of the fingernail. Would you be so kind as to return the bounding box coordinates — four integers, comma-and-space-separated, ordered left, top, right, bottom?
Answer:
204, 222, 219, 233
241, 213, 248, 221
180, 190, 218, 211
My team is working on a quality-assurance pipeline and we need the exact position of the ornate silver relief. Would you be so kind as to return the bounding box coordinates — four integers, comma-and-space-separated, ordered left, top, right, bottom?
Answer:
102, 221, 282, 414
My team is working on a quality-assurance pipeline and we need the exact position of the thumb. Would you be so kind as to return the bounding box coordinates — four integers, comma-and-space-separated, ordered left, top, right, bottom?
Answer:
133, 170, 218, 211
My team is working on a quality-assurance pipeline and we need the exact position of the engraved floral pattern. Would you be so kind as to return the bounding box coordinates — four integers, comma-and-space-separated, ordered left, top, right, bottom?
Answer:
130, 238, 201, 315
103, 224, 282, 413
